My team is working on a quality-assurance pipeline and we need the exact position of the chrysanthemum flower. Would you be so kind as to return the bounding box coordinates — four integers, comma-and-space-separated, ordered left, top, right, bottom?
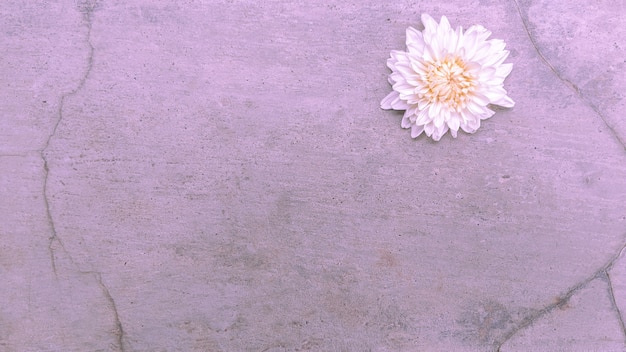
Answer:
381, 14, 515, 141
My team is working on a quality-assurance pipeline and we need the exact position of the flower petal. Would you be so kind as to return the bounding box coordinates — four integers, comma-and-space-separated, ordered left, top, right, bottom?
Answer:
411, 124, 424, 138
380, 91, 398, 110
431, 124, 449, 141
495, 63, 513, 79
406, 27, 425, 54
460, 117, 480, 133
382, 14, 514, 140
428, 102, 442, 120
421, 14, 439, 34
477, 67, 497, 81
439, 16, 451, 32
471, 92, 491, 106
394, 62, 420, 83
424, 122, 435, 137
448, 112, 461, 132
479, 108, 496, 120
387, 50, 409, 70
491, 94, 515, 108
416, 108, 431, 125
381, 91, 409, 110
401, 113, 412, 128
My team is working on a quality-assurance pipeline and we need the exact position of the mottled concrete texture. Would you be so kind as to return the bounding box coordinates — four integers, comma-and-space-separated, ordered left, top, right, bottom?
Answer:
2, 0, 626, 351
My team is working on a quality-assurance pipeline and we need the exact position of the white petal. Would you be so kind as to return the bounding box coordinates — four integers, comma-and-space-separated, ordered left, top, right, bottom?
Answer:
390, 50, 409, 62
387, 50, 409, 70
492, 94, 515, 108
401, 114, 412, 128
461, 26, 493, 61
389, 72, 403, 84
381, 91, 409, 110
488, 39, 506, 54
411, 124, 424, 138
405, 104, 419, 116
477, 67, 497, 81
442, 108, 452, 124
448, 113, 461, 132
393, 81, 416, 96
421, 14, 438, 34
433, 115, 445, 129
405, 95, 420, 105
471, 92, 491, 106
428, 35, 442, 60
467, 100, 487, 115
459, 29, 479, 58
395, 62, 420, 82
453, 26, 464, 53
461, 117, 480, 133
406, 27, 421, 44
446, 26, 460, 55
438, 18, 455, 56
467, 24, 491, 42
417, 98, 430, 111
431, 124, 449, 141
424, 122, 435, 137
410, 58, 428, 75
428, 102, 442, 120
416, 108, 431, 125
495, 63, 513, 79
393, 99, 410, 111
423, 44, 436, 63
381, 91, 399, 110
439, 16, 451, 34
406, 27, 425, 54
480, 86, 507, 102
479, 108, 496, 120
464, 61, 482, 75
470, 41, 494, 63
482, 48, 509, 67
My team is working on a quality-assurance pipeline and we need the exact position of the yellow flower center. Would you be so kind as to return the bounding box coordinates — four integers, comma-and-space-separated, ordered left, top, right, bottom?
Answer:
424, 55, 475, 112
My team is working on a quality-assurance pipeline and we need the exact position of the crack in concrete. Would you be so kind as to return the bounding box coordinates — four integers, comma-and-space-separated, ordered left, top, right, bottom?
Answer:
93, 271, 126, 351
36, 2, 125, 350
511, 0, 626, 151
495, 243, 626, 351
606, 244, 626, 344
499, 1, 626, 348
40, 0, 95, 275
605, 270, 626, 343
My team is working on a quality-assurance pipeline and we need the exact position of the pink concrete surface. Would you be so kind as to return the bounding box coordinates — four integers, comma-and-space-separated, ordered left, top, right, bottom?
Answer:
1, 0, 626, 351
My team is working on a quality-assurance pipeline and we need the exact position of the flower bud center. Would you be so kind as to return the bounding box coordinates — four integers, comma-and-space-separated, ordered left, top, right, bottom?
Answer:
424, 56, 475, 111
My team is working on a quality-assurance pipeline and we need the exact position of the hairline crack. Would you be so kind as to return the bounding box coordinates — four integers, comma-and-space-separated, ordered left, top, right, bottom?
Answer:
37, 2, 125, 351
495, 242, 626, 350
510, 0, 626, 151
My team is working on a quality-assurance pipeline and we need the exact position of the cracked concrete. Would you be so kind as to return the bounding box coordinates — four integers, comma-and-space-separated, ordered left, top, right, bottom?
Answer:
512, 0, 626, 151
497, 243, 626, 350
2, 1, 122, 350
94, 271, 126, 351
2, 0, 626, 350
500, 277, 625, 351
42, 0, 94, 274
606, 270, 626, 341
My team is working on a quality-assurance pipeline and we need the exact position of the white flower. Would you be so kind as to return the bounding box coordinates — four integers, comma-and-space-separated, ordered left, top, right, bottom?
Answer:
381, 14, 515, 141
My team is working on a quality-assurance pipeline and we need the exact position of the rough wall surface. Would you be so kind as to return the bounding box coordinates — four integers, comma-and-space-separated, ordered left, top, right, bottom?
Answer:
1, 1, 626, 351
